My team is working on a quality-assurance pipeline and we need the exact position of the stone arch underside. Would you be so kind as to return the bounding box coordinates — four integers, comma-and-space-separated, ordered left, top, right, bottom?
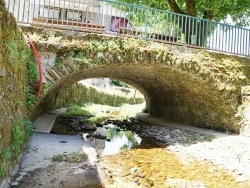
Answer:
33, 64, 240, 133
27, 32, 250, 134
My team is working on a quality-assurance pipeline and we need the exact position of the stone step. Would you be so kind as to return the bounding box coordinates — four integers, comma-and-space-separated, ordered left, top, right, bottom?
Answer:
46, 69, 62, 81
61, 64, 71, 74
44, 72, 57, 83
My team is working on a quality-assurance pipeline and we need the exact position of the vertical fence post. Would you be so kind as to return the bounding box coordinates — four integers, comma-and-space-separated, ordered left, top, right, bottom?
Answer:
144, 8, 148, 40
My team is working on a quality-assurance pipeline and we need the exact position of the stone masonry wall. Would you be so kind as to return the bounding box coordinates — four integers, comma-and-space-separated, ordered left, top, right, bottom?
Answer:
24, 28, 250, 135
16, 24, 250, 137
0, 0, 31, 185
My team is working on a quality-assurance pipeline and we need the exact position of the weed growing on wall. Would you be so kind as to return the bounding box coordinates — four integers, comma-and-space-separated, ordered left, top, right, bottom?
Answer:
11, 124, 24, 157
23, 46, 39, 109
42, 83, 52, 95
27, 87, 38, 109
25, 47, 38, 82
0, 118, 33, 181
0, 148, 11, 179
23, 120, 34, 140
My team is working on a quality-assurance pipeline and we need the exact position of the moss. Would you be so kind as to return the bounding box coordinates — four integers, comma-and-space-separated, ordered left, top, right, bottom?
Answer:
0, 1, 34, 183
23, 27, 250, 134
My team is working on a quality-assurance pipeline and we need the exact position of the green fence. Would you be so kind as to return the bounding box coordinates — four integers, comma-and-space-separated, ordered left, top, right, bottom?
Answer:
5, 0, 250, 56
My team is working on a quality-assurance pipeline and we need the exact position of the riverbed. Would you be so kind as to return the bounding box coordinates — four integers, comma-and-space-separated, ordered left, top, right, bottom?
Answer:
8, 112, 250, 188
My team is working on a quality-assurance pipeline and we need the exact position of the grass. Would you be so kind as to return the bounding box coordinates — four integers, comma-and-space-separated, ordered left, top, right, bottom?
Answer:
52, 152, 87, 163
187, 135, 199, 142
79, 81, 144, 99
204, 135, 217, 141
82, 103, 145, 121
88, 116, 107, 124
64, 106, 92, 116
52, 154, 64, 162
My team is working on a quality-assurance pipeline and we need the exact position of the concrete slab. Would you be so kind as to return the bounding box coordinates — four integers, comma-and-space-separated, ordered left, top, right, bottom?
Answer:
32, 109, 66, 133
33, 114, 58, 133
138, 113, 230, 137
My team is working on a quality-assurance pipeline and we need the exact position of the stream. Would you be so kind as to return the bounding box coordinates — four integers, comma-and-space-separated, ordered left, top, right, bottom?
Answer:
50, 115, 163, 155
50, 114, 242, 188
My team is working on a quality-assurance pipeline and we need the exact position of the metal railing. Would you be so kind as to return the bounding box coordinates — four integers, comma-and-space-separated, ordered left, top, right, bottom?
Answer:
5, 0, 250, 56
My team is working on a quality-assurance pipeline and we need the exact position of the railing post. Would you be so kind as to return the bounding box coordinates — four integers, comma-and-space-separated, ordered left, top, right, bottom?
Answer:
144, 8, 148, 40
4, 0, 250, 56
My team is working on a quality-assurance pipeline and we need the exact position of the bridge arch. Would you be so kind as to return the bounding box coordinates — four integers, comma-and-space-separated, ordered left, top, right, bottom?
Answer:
30, 33, 250, 134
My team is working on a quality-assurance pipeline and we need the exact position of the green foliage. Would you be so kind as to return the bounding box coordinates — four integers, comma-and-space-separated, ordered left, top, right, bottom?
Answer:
116, 0, 250, 26
23, 120, 34, 140
73, 53, 93, 66
65, 106, 92, 116
111, 79, 123, 87
58, 83, 144, 108
204, 135, 216, 142
88, 116, 106, 124
8, 118, 33, 161
52, 154, 64, 162
0, 117, 33, 180
25, 47, 38, 82
54, 55, 63, 68
52, 152, 87, 163
0, 148, 11, 179
187, 135, 199, 143
11, 123, 25, 156
42, 83, 52, 95
106, 128, 139, 148
71, 152, 87, 163
142, 107, 148, 113
27, 86, 38, 109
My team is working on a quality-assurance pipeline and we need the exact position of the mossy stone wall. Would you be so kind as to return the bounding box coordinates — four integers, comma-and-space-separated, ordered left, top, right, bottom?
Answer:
0, 0, 30, 185
25, 28, 250, 135
23, 27, 250, 135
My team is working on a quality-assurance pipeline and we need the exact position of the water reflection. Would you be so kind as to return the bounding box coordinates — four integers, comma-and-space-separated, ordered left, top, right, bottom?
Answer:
82, 124, 142, 155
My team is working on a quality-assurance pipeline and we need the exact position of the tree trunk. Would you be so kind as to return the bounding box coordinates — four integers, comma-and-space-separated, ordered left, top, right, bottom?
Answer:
166, 0, 214, 46
178, 17, 209, 46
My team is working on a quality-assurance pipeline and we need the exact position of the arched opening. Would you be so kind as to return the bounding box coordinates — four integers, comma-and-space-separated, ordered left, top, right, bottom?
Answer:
32, 63, 239, 133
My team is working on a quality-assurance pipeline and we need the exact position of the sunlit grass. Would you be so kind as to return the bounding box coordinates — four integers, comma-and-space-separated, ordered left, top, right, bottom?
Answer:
79, 81, 144, 99
82, 102, 145, 120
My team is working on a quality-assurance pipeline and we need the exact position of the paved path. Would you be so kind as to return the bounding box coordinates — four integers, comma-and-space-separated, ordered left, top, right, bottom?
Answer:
33, 110, 230, 137
138, 113, 229, 137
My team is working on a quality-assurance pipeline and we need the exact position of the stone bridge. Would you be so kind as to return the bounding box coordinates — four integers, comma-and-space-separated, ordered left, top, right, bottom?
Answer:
25, 27, 250, 135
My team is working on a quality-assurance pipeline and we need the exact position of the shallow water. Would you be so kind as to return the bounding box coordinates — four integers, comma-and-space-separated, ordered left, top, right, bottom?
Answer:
82, 122, 162, 155
51, 117, 242, 187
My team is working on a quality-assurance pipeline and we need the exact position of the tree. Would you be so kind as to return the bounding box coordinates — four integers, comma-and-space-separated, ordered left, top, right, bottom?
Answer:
115, 0, 250, 45
117, 0, 250, 25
